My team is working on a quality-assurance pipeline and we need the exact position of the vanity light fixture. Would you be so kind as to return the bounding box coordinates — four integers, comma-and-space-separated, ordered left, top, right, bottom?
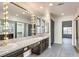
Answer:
2, 2, 9, 46
3, 5, 8, 10
3, 32, 8, 34
5, 5, 8, 9
4, 22, 9, 27
31, 14, 36, 37
6, 16, 9, 19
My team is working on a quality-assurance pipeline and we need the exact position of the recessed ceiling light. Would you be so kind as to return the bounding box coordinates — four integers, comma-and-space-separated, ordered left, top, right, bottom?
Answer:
49, 3, 53, 6
61, 13, 64, 15
40, 6, 43, 9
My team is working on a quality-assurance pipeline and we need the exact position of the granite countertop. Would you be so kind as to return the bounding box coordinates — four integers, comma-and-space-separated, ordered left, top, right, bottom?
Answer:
0, 34, 49, 56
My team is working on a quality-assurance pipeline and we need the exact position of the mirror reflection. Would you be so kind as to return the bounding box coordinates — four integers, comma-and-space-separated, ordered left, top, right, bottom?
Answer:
0, 2, 47, 40
8, 3, 32, 39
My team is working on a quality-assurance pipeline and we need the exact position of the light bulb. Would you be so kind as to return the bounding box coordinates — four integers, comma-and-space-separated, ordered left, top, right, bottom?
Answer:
4, 37, 8, 40
6, 5, 8, 9
3, 32, 8, 35
6, 11, 8, 14
6, 16, 9, 19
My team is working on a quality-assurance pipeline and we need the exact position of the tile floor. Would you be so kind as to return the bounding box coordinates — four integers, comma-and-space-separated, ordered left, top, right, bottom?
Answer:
28, 38, 79, 57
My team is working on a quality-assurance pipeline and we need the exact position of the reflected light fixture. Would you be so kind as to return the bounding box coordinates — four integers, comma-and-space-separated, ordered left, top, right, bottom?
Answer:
1, 2, 9, 46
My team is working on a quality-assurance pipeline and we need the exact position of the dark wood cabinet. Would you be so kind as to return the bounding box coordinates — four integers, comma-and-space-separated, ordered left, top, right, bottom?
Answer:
2, 48, 24, 57
31, 38, 49, 55
1, 38, 49, 57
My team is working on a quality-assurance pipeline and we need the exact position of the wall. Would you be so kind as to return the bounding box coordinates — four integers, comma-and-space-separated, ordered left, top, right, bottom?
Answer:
73, 8, 79, 46
54, 15, 75, 44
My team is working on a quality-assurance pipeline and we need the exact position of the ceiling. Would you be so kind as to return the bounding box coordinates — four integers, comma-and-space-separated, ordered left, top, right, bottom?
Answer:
15, 2, 79, 16
0, 2, 79, 19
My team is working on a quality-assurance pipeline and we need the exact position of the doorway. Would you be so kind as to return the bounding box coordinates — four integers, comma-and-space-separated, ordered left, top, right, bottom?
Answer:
51, 19, 54, 46
62, 21, 72, 47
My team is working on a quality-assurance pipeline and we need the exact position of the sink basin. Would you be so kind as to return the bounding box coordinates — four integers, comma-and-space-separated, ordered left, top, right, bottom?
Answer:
0, 43, 17, 52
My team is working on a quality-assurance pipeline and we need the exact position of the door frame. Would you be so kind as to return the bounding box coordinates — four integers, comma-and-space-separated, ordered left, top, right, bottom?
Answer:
62, 21, 72, 45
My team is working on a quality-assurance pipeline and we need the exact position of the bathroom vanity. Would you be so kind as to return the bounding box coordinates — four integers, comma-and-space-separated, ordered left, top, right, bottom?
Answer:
0, 34, 49, 57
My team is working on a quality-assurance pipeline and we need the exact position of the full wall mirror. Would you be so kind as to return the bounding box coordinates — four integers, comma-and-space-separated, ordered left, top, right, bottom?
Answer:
0, 2, 32, 41
0, 2, 46, 41
0, 3, 4, 40
8, 3, 32, 38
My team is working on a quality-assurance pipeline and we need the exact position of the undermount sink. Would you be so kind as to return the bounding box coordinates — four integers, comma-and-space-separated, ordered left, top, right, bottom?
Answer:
0, 43, 17, 52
